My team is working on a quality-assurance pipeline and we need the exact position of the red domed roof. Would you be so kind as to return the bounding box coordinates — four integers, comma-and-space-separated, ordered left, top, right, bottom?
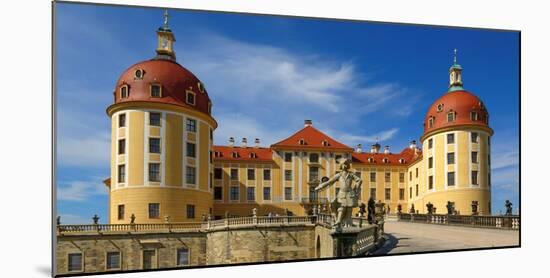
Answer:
423, 90, 491, 137
113, 59, 212, 116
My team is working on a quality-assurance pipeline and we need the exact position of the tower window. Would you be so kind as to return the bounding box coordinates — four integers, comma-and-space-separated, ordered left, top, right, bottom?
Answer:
447, 112, 456, 122
186, 204, 195, 218
119, 85, 129, 99
447, 152, 455, 164
134, 68, 144, 79
186, 142, 196, 158
437, 104, 444, 112
429, 175, 434, 190
447, 172, 455, 186
118, 164, 125, 183
471, 111, 479, 121
118, 114, 126, 127
149, 112, 161, 126
447, 133, 455, 144
428, 157, 433, 168
428, 117, 434, 128
149, 138, 161, 153
117, 204, 125, 220
428, 138, 433, 149
471, 132, 479, 143
186, 91, 196, 105
186, 118, 196, 132
118, 139, 125, 155
186, 166, 196, 184
148, 163, 161, 182
208, 102, 212, 114
148, 203, 160, 218
472, 171, 479, 185
150, 84, 162, 98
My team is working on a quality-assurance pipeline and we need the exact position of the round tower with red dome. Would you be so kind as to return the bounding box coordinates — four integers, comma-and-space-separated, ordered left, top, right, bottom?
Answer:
106, 10, 217, 224
415, 50, 493, 215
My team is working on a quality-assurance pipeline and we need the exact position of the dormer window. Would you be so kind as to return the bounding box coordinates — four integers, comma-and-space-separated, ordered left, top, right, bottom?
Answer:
447, 111, 456, 122
322, 140, 329, 147
249, 153, 257, 159
298, 138, 305, 145
214, 151, 222, 158
428, 117, 434, 128
437, 103, 444, 112
150, 84, 162, 98
134, 69, 144, 80
186, 90, 196, 106
232, 152, 239, 158
383, 158, 389, 163
197, 82, 206, 94
368, 157, 374, 163
470, 111, 479, 121
120, 85, 129, 99
399, 158, 405, 164
208, 102, 212, 114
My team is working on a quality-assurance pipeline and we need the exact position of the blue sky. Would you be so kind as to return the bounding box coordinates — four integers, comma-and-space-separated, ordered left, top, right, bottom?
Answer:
54, 3, 519, 224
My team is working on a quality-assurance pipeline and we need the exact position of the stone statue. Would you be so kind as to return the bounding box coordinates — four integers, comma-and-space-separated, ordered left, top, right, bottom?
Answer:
426, 202, 434, 214
92, 214, 99, 225
130, 213, 136, 224
252, 208, 258, 217
446, 201, 454, 215
367, 197, 376, 224
387, 204, 391, 215
397, 204, 402, 214
359, 202, 366, 217
165, 215, 171, 223
471, 201, 479, 215
505, 200, 513, 216
410, 204, 415, 214
56, 216, 61, 226
315, 158, 362, 228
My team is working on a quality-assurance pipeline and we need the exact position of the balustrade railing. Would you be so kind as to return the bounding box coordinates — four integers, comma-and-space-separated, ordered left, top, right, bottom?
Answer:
397, 213, 520, 230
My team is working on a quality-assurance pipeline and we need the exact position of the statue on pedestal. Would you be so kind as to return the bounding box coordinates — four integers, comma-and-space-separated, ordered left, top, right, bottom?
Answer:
315, 158, 362, 229
56, 216, 61, 226
446, 201, 455, 215
359, 203, 366, 217
130, 213, 136, 224
397, 204, 402, 214
426, 202, 434, 214
409, 204, 415, 214
505, 200, 513, 216
471, 201, 479, 215
92, 214, 99, 225
367, 197, 375, 224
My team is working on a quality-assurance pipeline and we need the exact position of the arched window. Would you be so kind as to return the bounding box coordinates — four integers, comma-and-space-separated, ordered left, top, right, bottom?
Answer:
428, 117, 434, 128
120, 84, 129, 99
298, 138, 305, 145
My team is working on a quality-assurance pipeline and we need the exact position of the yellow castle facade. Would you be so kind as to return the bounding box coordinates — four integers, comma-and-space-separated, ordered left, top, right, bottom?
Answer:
104, 15, 492, 224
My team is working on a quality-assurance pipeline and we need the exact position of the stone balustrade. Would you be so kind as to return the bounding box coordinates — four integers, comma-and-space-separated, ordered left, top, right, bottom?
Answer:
397, 213, 520, 230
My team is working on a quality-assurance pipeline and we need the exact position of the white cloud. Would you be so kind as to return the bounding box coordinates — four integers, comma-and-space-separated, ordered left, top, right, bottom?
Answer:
57, 178, 108, 202
336, 128, 399, 146
57, 133, 110, 167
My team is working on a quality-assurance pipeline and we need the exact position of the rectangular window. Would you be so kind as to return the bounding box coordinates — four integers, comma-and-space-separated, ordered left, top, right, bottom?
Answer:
148, 203, 160, 218
186, 204, 195, 218
247, 169, 255, 180
471, 132, 479, 143
428, 157, 433, 168
149, 138, 161, 153
118, 164, 125, 183
149, 112, 161, 126
263, 187, 271, 200
447, 112, 455, 122
471, 112, 479, 121
118, 139, 125, 155
176, 248, 189, 266
385, 188, 391, 200
284, 152, 292, 162
120, 86, 128, 98
399, 188, 405, 200
415, 168, 418, 178
214, 168, 222, 179
68, 253, 82, 272
186, 118, 196, 132
428, 138, 433, 149
284, 187, 292, 200
106, 252, 121, 270
214, 187, 222, 200
309, 153, 319, 163
447, 152, 455, 164
399, 173, 405, 183
230, 169, 238, 180
370, 188, 376, 199
148, 163, 160, 182
409, 171, 412, 181
117, 204, 125, 220
186, 91, 195, 105
385, 172, 391, 182
186, 142, 196, 158
370, 172, 376, 182
263, 169, 271, 181
472, 171, 479, 185
471, 151, 478, 163
186, 166, 196, 184
285, 170, 292, 181
429, 176, 434, 190
448, 172, 456, 186
247, 187, 255, 201
309, 166, 319, 181
409, 187, 412, 199
230, 186, 239, 201
150, 84, 161, 97
118, 114, 126, 128
415, 184, 419, 196
447, 133, 455, 144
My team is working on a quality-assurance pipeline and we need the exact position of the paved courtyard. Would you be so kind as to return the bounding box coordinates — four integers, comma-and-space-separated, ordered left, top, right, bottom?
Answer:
373, 220, 520, 255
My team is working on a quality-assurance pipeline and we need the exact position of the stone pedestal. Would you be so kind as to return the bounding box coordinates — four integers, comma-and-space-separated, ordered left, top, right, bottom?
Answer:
330, 226, 375, 257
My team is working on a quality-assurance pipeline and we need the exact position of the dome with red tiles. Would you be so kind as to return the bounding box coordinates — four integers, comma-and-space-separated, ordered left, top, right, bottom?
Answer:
423, 90, 490, 136
113, 59, 212, 116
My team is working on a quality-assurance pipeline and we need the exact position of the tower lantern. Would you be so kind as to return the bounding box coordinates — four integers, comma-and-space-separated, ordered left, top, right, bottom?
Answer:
156, 9, 176, 60
449, 49, 463, 92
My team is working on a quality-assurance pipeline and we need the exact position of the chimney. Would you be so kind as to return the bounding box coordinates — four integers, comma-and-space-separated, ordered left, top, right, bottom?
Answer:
356, 144, 362, 153
370, 143, 380, 153
241, 138, 248, 148
304, 120, 313, 127
384, 145, 390, 154
409, 140, 417, 150
229, 137, 235, 147
254, 138, 260, 148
